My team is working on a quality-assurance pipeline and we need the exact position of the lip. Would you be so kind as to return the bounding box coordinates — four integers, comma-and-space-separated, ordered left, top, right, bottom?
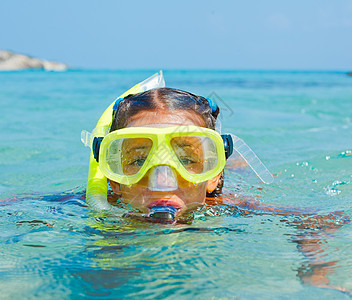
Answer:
147, 198, 183, 209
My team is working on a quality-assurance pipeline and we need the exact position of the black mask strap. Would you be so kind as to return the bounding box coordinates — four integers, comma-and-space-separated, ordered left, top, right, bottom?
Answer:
221, 134, 233, 160
92, 137, 104, 162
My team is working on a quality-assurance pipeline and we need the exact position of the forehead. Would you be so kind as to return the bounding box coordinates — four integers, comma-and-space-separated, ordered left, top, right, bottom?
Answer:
126, 109, 207, 127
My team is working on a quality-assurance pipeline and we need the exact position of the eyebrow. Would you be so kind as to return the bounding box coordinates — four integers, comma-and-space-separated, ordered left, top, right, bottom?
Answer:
174, 140, 202, 149
176, 143, 192, 148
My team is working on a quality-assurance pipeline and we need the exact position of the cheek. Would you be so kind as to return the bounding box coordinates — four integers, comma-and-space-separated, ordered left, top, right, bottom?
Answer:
176, 174, 207, 200
181, 182, 207, 205
121, 175, 147, 193
120, 184, 145, 203
119, 176, 150, 209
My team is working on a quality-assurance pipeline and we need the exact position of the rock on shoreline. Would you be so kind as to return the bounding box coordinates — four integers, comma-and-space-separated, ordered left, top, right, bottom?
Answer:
0, 50, 68, 71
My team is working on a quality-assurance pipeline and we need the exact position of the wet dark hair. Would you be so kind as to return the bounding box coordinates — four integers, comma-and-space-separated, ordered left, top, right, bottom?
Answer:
110, 87, 223, 197
110, 88, 219, 130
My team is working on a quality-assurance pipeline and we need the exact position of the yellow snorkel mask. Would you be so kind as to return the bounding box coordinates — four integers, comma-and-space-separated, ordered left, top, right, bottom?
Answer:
95, 125, 226, 185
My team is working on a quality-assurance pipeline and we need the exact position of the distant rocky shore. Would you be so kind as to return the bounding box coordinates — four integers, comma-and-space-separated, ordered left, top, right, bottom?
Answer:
0, 50, 68, 71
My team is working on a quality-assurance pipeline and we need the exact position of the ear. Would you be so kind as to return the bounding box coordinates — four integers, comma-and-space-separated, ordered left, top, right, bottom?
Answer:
206, 172, 223, 194
108, 179, 122, 196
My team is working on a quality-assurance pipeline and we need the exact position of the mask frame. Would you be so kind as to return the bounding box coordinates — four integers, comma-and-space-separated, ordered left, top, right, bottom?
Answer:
97, 125, 227, 185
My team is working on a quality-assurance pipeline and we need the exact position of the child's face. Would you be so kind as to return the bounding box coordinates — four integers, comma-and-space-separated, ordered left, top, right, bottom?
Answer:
109, 109, 221, 215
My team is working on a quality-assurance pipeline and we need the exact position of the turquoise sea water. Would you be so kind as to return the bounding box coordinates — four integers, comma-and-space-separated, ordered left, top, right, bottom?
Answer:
0, 70, 352, 299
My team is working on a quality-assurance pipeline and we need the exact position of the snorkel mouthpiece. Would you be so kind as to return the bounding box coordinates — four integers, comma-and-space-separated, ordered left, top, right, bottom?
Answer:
148, 206, 178, 223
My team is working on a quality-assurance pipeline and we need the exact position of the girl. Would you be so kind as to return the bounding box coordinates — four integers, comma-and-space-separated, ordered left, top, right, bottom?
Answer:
93, 87, 273, 221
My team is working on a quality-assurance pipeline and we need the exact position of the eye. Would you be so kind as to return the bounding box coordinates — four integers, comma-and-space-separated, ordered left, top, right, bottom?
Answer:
179, 158, 195, 165
129, 157, 146, 167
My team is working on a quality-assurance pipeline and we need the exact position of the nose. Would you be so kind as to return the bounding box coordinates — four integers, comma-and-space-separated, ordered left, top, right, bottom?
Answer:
148, 165, 178, 191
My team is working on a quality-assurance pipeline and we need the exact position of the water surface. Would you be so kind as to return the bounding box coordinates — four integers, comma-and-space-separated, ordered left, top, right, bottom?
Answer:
0, 70, 351, 298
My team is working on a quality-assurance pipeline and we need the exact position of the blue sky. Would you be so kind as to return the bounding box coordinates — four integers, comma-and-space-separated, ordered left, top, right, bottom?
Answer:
1, 0, 352, 70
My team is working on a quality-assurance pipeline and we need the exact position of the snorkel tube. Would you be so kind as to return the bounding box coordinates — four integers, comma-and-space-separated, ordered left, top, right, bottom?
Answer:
82, 71, 166, 211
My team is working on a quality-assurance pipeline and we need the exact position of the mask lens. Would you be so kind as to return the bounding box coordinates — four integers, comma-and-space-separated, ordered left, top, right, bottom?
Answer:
170, 136, 218, 174
106, 137, 153, 176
